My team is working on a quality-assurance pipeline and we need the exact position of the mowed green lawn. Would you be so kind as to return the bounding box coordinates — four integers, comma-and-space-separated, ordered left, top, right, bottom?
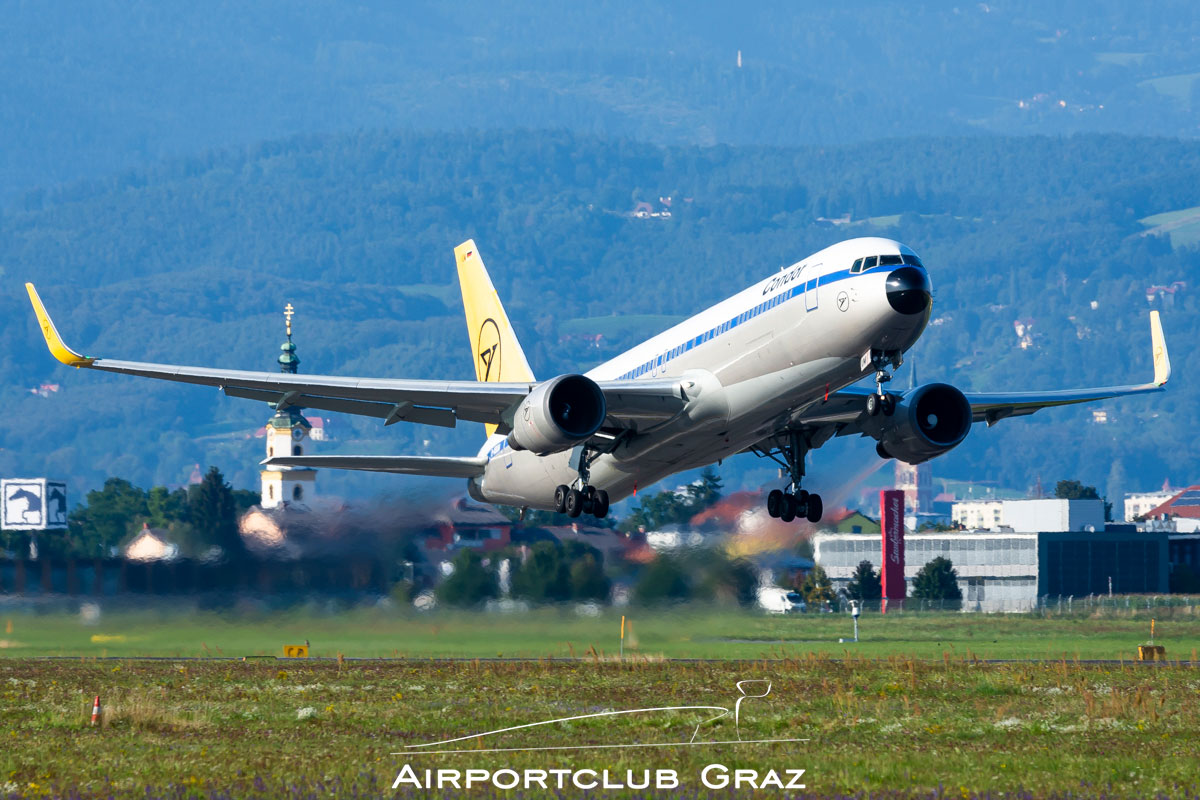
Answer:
1, 656, 1198, 798
3, 605, 1199, 661
1137, 203, 1200, 248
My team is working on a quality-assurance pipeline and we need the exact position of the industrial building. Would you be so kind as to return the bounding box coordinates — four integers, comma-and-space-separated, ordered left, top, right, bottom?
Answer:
814, 528, 1169, 612
950, 498, 1105, 532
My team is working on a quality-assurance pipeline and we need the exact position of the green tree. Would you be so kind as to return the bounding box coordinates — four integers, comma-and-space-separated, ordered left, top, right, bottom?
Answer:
845, 560, 882, 601
436, 549, 499, 608
620, 467, 724, 532
568, 554, 611, 602
146, 486, 189, 528
685, 467, 723, 510
633, 555, 691, 604
66, 478, 149, 558
801, 564, 837, 609
911, 557, 963, 603
694, 551, 759, 606
188, 466, 244, 560
511, 541, 570, 603
1054, 480, 1100, 500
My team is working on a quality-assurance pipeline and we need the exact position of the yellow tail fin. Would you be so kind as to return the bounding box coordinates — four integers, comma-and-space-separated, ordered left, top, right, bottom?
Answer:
455, 241, 536, 431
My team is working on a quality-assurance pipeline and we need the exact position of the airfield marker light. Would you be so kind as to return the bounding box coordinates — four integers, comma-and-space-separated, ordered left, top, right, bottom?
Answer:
5, 619, 10, 634
620, 615, 626, 659
90, 695, 101, 727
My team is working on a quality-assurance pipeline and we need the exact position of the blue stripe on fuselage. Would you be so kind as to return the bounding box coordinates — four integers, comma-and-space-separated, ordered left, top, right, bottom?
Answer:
614, 265, 887, 380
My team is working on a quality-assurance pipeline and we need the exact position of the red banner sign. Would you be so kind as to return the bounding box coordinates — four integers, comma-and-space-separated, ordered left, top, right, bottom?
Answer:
880, 489, 906, 608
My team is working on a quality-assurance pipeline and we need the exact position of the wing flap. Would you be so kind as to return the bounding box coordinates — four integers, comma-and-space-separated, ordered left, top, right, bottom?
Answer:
263, 455, 487, 477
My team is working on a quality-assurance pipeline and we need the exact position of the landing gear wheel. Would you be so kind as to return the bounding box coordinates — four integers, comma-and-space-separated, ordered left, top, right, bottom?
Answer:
876, 442, 891, 460
565, 488, 585, 518
794, 493, 810, 519
866, 393, 880, 417
592, 490, 610, 519
554, 484, 569, 513
766, 489, 785, 518
880, 394, 896, 416
779, 494, 798, 523
805, 493, 824, 524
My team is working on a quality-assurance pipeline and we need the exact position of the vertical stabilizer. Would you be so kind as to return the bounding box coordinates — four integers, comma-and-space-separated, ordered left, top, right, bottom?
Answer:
455, 240, 536, 434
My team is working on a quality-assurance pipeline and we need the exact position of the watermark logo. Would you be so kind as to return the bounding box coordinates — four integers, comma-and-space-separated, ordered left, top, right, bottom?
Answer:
392, 679, 808, 791
394, 679, 805, 755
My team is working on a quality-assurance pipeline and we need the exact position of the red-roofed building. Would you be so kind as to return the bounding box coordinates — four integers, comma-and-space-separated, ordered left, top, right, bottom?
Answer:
423, 497, 513, 552
1144, 486, 1200, 520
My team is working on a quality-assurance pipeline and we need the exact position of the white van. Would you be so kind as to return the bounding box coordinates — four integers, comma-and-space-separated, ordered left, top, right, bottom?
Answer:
757, 586, 806, 614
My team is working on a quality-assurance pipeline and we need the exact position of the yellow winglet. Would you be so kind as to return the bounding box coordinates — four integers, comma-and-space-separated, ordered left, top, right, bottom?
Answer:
25, 283, 94, 367
1150, 310, 1170, 387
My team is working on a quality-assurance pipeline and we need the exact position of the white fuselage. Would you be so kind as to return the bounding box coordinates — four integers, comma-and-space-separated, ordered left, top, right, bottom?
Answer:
470, 237, 931, 510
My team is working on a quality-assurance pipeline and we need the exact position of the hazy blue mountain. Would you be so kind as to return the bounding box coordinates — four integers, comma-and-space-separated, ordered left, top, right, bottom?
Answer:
4, 1, 1200, 202
1, 130, 1196, 503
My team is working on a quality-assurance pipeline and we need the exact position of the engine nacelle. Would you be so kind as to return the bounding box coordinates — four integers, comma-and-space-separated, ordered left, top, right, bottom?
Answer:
505, 374, 607, 455
876, 383, 973, 464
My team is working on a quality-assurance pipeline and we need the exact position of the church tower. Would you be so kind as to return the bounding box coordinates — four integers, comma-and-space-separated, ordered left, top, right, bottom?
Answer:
261, 303, 317, 509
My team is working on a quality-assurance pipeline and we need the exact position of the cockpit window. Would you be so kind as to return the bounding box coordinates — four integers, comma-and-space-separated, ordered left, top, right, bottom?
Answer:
854, 253, 923, 273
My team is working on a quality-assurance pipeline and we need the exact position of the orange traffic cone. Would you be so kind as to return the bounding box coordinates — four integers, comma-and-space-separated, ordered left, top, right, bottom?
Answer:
90, 695, 101, 727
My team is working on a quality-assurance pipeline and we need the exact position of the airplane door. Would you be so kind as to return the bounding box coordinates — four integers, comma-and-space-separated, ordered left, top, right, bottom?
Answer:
805, 263, 820, 311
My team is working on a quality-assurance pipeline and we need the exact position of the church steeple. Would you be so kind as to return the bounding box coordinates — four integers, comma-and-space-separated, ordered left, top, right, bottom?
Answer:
261, 302, 316, 509
278, 303, 300, 374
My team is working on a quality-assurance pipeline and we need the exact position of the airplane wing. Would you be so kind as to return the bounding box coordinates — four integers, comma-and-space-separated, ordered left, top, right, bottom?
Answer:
262, 455, 487, 477
25, 284, 685, 432
779, 310, 1170, 438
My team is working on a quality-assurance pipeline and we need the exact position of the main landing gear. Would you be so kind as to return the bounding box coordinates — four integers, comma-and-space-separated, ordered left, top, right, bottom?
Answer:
864, 350, 902, 417
552, 445, 610, 519
753, 432, 824, 524
554, 484, 610, 519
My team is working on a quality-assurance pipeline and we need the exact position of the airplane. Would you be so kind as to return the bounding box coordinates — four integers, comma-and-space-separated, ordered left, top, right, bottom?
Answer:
26, 236, 1171, 524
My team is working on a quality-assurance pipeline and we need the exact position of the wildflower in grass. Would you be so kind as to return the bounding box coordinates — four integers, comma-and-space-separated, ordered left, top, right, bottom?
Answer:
296, 707, 316, 720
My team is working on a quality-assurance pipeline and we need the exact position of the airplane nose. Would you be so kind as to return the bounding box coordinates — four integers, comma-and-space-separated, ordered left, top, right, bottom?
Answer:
886, 267, 931, 315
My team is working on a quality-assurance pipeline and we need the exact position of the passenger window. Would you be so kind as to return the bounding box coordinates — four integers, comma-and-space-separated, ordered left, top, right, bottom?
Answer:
879, 255, 903, 266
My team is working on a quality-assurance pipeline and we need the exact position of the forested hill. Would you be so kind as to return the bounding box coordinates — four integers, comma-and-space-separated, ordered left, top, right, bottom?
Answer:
5, 1, 1200, 202
1, 130, 1197, 501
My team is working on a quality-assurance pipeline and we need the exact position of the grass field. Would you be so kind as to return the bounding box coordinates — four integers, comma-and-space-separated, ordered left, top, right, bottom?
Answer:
1137, 204, 1200, 249
1137, 72, 1200, 105
2, 654, 1199, 798
3, 608, 1199, 798
2, 604, 1200, 661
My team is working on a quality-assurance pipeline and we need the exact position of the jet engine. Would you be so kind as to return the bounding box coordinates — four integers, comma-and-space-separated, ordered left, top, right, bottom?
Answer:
875, 383, 973, 464
505, 374, 607, 455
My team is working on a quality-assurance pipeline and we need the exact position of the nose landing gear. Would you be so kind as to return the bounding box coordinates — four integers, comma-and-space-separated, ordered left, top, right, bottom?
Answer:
754, 431, 824, 524
865, 350, 902, 417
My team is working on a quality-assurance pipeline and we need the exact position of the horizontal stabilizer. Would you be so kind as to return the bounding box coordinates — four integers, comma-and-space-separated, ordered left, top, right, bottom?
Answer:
262, 455, 487, 478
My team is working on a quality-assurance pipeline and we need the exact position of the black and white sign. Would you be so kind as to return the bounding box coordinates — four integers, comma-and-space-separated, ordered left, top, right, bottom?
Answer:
1, 478, 68, 531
